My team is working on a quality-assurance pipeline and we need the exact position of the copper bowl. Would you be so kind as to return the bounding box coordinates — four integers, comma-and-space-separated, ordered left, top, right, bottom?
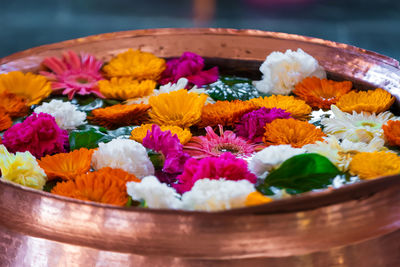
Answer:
0, 28, 399, 266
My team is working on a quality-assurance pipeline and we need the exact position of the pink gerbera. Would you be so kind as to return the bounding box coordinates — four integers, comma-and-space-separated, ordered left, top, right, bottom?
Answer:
183, 125, 255, 159
174, 152, 257, 193
41, 51, 104, 99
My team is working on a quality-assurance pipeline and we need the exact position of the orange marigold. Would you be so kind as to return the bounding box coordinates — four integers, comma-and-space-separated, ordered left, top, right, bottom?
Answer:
98, 77, 156, 100
51, 167, 140, 206
336, 88, 394, 114
198, 100, 256, 128
245, 191, 273, 207
293, 77, 352, 109
0, 91, 29, 118
0, 109, 12, 131
383, 120, 400, 147
130, 123, 192, 144
249, 95, 312, 120
89, 103, 150, 129
263, 118, 325, 148
38, 148, 94, 181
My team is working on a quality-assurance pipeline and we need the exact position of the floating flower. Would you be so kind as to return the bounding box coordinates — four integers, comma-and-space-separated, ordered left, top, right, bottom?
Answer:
98, 77, 156, 100
0, 145, 46, 189
91, 139, 154, 178
103, 49, 165, 80
41, 51, 104, 99
181, 179, 256, 211
253, 48, 326, 95
321, 105, 394, 143
130, 124, 192, 144
245, 191, 273, 207
304, 135, 386, 171
127, 176, 182, 209
349, 151, 400, 180
0, 91, 29, 118
34, 99, 86, 130
198, 100, 256, 128
250, 95, 312, 120
142, 125, 190, 174
38, 148, 93, 181
184, 125, 255, 159
236, 107, 291, 142
159, 51, 219, 87
89, 103, 150, 129
293, 77, 352, 109
174, 152, 257, 194
149, 89, 207, 128
336, 88, 394, 114
383, 120, 400, 147
263, 118, 325, 148
248, 145, 306, 177
0, 71, 52, 105
0, 109, 12, 131
51, 167, 140, 206
2, 113, 68, 158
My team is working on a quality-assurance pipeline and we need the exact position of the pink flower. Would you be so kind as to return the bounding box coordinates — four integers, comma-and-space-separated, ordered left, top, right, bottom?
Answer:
142, 124, 190, 174
41, 51, 104, 99
184, 125, 255, 159
174, 152, 257, 193
236, 107, 291, 142
158, 52, 219, 87
3, 113, 69, 158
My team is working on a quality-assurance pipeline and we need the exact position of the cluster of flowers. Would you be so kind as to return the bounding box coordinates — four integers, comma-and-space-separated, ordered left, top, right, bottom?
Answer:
0, 47, 399, 212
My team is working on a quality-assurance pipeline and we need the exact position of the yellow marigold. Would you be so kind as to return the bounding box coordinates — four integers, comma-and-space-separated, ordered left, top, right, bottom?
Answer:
198, 100, 256, 128
349, 151, 400, 180
263, 118, 325, 148
0, 71, 52, 106
98, 77, 156, 100
336, 88, 394, 114
38, 148, 94, 181
245, 191, 273, 207
250, 95, 312, 120
51, 167, 140, 206
149, 89, 207, 128
293, 77, 352, 109
0, 91, 29, 118
103, 49, 166, 80
89, 103, 150, 129
383, 120, 400, 147
130, 124, 192, 144
0, 109, 12, 131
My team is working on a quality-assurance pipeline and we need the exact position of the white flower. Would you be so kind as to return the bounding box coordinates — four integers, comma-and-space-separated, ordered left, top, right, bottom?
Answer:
127, 176, 182, 209
248, 145, 306, 178
158, 77, 188, 93
91, 139, 154, 178
181, 179, 256, 211
34, 99, 86, 130
321, 105, 395, 143
253, 48, 326, 95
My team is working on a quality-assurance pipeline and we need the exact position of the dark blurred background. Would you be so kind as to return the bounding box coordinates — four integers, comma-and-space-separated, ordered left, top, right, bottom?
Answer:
2, 0, 400, 59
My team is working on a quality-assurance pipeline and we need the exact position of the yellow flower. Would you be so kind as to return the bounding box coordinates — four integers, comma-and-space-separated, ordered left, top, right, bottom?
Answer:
0, 145, 47, 190
103, 49, 166, 80
250, 95, 312, 120
98, 77, 156, 100
245, 191, 273, 207
149, 89, 207, 128
0, 71, 52, 106
349, 151, 400, 180
336, 88, 394, 114
130, 124, 192, 144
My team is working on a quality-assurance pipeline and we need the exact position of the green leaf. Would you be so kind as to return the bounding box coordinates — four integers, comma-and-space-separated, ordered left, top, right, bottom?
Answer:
206, 76, 260, 101
43, 179, 61, 193
107, 126, 136, 139
257, 153, 341, 194
69, 126, 113, 150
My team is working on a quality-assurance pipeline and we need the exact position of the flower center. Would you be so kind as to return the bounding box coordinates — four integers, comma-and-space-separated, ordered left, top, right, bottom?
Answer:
76, 77, 89, 84
215, 143, 241, 154
356, 120, 380, 129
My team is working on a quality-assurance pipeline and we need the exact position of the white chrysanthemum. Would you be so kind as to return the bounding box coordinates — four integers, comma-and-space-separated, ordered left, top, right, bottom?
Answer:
33, 99, 86, 130
304, 135, 386, 171
331, 175, 360, 189
126, 176, 182, 209
91, 139, 154, 178
253, 48, 326, 95
181, 179, 256, 211
321, 105, 395, 143
248, 145, 306, 178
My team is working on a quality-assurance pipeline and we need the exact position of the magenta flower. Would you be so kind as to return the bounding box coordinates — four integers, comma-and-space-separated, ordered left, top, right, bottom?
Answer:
158, 51, 219, 87
236, 107, 291, 142
174, 152, 257, 194
184, 125, 255, 159
3, 113, 69, 158
142, 124, 190, 174
41, 51, 104, 99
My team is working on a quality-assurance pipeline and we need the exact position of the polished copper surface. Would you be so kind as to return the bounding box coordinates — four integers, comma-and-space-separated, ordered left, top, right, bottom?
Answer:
0, 28, 400, 266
